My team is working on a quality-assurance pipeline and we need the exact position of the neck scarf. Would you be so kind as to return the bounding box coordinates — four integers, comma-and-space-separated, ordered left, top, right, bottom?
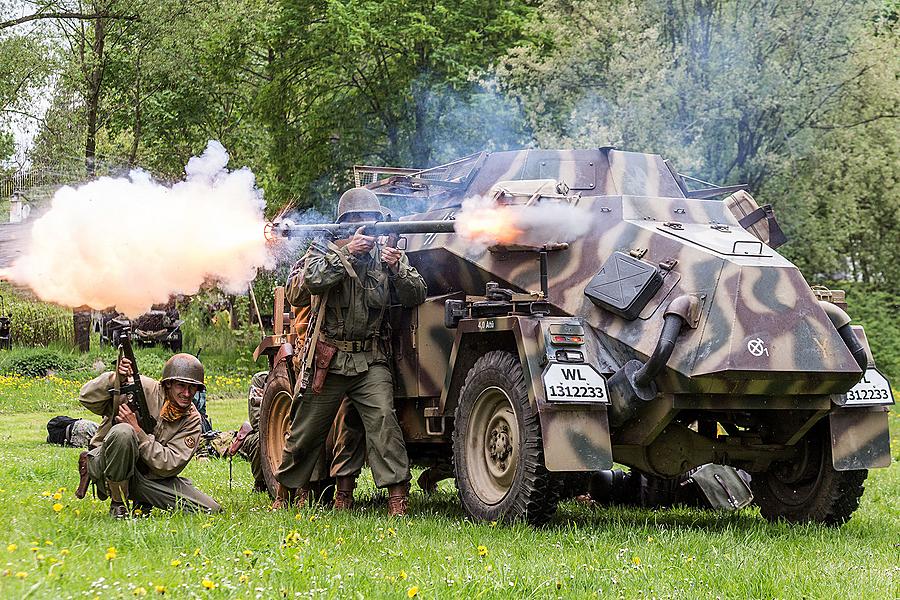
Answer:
159, 399, 190, 423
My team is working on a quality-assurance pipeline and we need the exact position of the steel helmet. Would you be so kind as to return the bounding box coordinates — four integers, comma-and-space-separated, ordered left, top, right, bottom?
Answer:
336, 187, 386, 223
161, 353, 205, 390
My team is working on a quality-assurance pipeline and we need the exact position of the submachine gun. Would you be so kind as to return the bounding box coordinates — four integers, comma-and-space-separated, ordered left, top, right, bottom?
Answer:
113, 327, 158, 434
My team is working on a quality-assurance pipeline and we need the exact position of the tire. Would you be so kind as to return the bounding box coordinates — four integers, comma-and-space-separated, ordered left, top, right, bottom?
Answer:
452, 350, 558, 525
751, 422, 867, 526
258, 362, 295, 498
258, 361, 334, 504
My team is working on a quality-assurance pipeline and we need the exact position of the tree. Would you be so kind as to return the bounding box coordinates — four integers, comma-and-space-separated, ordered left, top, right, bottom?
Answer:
258, 0, 534, 207
499, 0, 898, 189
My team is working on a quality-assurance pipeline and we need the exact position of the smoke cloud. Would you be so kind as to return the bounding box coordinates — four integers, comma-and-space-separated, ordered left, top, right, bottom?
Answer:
2, 141, 273, 316
454, 196, 592, 249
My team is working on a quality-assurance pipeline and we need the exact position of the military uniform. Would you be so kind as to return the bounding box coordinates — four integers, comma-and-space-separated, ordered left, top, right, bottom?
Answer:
79, 372, 220, 513
237, 371, 268, 490
276, 239, 426, 492
282, 258, 369, 487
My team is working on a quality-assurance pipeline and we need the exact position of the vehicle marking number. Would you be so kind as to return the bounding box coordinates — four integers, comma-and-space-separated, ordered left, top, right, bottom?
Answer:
840, 368, 895, 406
478, 319, 495, 330
543, 364, 609, 404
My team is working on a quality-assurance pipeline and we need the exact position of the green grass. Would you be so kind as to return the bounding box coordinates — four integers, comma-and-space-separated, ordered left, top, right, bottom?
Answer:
0, 391, 897, 598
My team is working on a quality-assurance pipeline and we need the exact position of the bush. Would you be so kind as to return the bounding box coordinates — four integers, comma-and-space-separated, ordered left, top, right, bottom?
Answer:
842, 283, 900, 382
0, 347, 79, 377
0, 283, 74, 347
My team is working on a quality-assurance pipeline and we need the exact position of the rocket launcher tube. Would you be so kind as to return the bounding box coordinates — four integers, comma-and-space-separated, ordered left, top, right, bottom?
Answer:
270, 219, 456, 239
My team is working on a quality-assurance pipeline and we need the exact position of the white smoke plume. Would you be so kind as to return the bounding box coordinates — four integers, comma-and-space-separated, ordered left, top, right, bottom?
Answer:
2, 141, 273, 317
454, 195, 592, 248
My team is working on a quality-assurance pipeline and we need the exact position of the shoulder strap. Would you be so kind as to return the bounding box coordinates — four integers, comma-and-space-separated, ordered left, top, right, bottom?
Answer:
326, 240, 360, 282
304, 288, 331, 370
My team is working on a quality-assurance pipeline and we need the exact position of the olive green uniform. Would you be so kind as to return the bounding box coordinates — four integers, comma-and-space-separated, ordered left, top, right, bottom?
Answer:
277, 241, 425, 490
79, 372, 220, 513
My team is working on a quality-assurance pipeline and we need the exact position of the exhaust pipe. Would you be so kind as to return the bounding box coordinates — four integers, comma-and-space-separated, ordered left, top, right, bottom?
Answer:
818, 300, 868, 370
607, 295, 699, 427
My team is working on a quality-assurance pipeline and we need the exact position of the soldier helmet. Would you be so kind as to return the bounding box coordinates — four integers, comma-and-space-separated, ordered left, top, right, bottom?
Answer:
161, 353, 205, 390
336, 187, 386, 223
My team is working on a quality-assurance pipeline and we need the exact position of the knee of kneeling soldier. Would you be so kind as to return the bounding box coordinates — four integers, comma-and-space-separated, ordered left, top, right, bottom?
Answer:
106, 423, 138, 444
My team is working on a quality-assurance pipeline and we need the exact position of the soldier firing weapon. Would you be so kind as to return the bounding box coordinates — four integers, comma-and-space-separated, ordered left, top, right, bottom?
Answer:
110, 327, 158, 434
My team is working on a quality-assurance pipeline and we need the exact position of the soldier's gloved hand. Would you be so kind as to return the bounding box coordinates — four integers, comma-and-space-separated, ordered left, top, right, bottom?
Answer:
346, 226, 375, 256
115, 403, 141, 433
381, 246, 402, 273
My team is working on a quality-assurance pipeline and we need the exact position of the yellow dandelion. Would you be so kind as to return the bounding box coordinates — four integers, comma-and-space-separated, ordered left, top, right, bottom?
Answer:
632, 556, 641, 566
7, 544, 16, 552
200, 523, 211, 529
52, 493, 62, 501
193, 547, 201, 556
319, 549, 328, 559
60, 548, 70, 556
242, 549, 253, 557
75, 509, 81, 516
155, 585, 166, 594
44, 540, 53, 546
477, 545, 488, 557
41, 491, 52, 497
387, 527, 396, 537
170, 559, 181, 567
201, 579, 217, 590
239, 574, 249, 584
15, 571, 27, 579
308, 514, 317, 523
407, 586, 419, 598
133, 587, 147, 596
36, 553, 45, 561
30, 546, 38, 553
399, 570, 408, 580
53, 503, 63, 512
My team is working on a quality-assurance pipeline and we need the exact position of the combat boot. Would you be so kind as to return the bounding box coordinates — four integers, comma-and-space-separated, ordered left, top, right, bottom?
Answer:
333, 476, 356, 511
107, 480, 130, 519
387, 482, 410, 517
271, 483, 295, 510
75, 451, 90, 499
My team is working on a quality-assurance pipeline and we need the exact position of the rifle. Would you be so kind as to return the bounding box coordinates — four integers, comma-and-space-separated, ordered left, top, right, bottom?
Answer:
113, 327, 158, 434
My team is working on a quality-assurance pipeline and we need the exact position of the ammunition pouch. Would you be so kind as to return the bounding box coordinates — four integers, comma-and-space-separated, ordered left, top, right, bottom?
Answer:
312, 339, 338, 393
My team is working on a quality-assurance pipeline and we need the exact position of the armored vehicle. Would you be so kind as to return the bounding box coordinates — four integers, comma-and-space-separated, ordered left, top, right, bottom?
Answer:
254, 148, 893, 525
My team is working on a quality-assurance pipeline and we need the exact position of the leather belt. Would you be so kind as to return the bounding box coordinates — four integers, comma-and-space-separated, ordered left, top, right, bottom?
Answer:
321, 337, 374, 353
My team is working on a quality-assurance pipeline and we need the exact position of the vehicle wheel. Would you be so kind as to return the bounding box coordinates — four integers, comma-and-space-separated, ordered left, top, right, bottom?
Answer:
751, 422, 867, 525
259, 363, 294, 498
453, 350, 558, 525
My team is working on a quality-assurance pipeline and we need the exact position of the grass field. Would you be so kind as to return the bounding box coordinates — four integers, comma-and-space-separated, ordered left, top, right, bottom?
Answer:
0, 384, 898, 599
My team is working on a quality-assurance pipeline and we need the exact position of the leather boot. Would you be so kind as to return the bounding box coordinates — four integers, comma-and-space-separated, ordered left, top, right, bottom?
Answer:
294, 487, 309, 508
387, 483, 410, 517
75, 451, 90, 499
272, 483, 295, 510
333, 476, 356, 511
107, 480, 129, 519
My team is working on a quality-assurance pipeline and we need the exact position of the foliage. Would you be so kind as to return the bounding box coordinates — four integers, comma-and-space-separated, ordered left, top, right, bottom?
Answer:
0, 398, 897, 597
843, 283, 900, 382
0, 284, 74, 347
258, 0, 534, 207
0, 346, 79, 377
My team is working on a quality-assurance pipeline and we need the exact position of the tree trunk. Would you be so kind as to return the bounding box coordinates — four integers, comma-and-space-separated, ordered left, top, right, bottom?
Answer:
84, 16, 107, 176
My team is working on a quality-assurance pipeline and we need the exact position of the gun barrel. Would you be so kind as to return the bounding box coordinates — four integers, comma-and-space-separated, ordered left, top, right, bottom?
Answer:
272, 219, 456, 239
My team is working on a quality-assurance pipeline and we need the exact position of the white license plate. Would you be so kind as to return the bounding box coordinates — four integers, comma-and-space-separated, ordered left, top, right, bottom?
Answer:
839, 368, 895, 406
543, 363, 609, 403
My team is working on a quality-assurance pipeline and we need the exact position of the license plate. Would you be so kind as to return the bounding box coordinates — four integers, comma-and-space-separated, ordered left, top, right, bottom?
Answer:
543, 363, 609, 403
838, 368, 895, 406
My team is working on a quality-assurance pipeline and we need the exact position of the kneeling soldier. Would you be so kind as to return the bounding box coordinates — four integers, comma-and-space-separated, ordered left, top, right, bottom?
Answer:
75, 353, 221, 517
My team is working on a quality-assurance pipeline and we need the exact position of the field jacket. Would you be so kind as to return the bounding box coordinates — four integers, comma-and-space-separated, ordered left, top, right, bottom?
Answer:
79, 372, 201, 479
